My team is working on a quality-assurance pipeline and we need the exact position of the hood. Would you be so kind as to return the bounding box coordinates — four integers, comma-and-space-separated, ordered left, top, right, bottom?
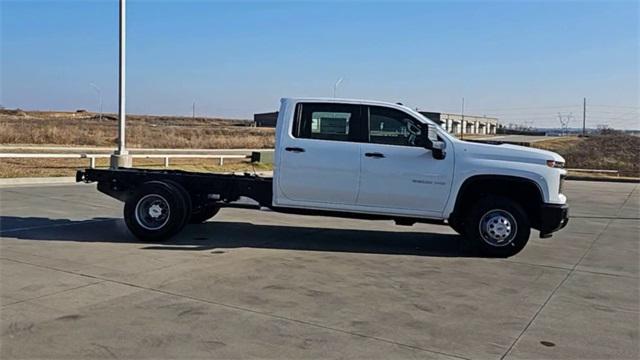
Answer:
459, 141, 565, 166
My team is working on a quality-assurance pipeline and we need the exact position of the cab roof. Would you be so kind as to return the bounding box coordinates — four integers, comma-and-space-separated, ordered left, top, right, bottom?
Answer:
282, 97, 413, 111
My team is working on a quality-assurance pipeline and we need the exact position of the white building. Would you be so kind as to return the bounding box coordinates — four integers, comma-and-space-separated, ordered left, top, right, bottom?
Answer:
419, 111, 498, 135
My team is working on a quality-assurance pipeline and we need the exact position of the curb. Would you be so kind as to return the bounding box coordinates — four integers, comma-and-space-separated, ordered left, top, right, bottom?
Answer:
0, 176, 77, 187
566, 176, 640, 184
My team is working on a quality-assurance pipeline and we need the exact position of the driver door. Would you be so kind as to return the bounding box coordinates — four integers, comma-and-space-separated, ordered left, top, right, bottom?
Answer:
356, 105, 453, 216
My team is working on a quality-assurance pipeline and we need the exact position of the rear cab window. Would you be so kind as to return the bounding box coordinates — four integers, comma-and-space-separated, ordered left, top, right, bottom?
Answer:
293, 103, 363, 142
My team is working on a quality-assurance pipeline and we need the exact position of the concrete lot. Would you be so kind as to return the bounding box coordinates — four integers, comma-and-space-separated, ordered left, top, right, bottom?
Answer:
0, 181, 638, 359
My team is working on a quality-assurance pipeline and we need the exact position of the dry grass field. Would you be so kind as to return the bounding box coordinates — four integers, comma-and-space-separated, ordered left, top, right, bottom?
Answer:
533, 134, 640, 177
0, 109, 275, 149
0, 109, 276, 178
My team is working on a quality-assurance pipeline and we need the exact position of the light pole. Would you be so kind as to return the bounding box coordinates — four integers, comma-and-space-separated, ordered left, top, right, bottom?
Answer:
333, 77, 343, 98
460, 97, 465, 140
89, 82, 102, 121
110, 0, 131, 168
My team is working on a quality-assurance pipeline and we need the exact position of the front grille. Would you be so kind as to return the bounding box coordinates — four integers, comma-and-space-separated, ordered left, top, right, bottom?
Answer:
559, 174, 566, 194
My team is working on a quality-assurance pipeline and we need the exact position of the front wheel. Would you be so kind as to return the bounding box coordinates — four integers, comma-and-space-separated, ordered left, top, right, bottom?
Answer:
464, 196, 531, 257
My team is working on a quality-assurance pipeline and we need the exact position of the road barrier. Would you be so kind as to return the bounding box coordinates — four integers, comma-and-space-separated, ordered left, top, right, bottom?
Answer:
0, 151, 271, 168
567, 168, 620, 176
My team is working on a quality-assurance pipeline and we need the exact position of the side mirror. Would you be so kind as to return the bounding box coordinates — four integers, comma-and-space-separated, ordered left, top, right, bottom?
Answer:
423, 123, 446, 160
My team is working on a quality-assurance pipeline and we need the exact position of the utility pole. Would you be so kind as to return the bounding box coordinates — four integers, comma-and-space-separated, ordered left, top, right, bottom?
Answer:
582, 97, 586, 136
192, 101, 196, 120
460, 97, 465, 140
111, 0, 131, 169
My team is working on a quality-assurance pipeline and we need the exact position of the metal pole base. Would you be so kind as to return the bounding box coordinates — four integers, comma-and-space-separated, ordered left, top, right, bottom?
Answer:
110, 154, 132, 169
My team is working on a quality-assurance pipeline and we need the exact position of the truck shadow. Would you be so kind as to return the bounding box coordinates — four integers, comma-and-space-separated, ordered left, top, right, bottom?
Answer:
0, 216, 475, 257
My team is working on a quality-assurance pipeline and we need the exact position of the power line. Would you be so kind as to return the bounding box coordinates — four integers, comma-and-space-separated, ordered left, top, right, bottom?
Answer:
472, 105, 579, 112
586, 110, 639, 114
589, 104, 640, 109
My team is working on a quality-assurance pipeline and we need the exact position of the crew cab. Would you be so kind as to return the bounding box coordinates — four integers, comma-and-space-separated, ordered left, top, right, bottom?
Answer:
77, 97, 569, 257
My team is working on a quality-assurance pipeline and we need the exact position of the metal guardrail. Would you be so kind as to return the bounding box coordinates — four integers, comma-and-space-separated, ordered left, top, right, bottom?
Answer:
567, 168, 620, 176
0, 152, 251, 168
0, 146, 271, 153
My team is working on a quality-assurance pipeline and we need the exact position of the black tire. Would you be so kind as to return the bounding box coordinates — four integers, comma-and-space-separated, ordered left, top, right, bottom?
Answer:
124, 181, 190, 241
163, 180, 193, 229
464, 196, 530, 257
189, 205, 220, 224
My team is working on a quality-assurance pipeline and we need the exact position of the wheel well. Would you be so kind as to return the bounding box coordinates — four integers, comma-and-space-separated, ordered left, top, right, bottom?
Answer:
451, 175, 543, 229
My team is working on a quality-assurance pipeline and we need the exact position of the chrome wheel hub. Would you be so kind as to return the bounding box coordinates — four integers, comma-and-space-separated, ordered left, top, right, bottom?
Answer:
135, 194, 170, 230
479, 209, 517, 247
148, 204, 163, 218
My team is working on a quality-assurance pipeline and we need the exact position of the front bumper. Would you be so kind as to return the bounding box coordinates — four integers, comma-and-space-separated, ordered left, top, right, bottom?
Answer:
539, 203, 569, 238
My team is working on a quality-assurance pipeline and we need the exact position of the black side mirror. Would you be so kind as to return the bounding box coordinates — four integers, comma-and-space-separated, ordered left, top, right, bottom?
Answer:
423, 123, 446, 160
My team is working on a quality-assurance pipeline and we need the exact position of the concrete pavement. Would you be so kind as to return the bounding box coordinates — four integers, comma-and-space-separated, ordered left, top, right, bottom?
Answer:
0, 181, 638, 359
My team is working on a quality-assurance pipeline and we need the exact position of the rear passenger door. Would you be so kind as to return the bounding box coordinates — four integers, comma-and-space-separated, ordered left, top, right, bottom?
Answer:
276, 102, 364, 207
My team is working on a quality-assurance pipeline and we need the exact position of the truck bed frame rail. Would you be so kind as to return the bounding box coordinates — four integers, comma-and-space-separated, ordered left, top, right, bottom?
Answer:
77, 168, 273, 208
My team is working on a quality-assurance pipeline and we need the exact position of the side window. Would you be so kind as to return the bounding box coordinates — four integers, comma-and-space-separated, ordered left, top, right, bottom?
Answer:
293, 103, 361, 142
368, 106, 426, 147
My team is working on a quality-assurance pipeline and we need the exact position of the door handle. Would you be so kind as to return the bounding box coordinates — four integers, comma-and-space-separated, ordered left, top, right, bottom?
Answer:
285, 147, 305, 153
365, 152, 385, 158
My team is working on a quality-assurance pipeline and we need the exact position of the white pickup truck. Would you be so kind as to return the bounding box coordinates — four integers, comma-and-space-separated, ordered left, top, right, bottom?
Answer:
77, 97, 569, 257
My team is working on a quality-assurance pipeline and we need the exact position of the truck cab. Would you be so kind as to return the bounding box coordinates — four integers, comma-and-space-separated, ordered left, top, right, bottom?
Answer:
274, 98, 455, 218
77, 97, 569, 257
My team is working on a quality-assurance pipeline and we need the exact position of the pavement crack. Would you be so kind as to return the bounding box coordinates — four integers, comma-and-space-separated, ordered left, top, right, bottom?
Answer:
1, 279, 104, 308
503, 260, 639, 279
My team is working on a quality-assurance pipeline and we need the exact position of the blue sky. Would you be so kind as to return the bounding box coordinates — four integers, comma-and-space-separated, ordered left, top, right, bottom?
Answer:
1, 0, 638, 129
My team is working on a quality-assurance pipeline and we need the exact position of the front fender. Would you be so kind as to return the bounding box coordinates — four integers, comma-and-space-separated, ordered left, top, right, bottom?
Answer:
444, 161, 553, 218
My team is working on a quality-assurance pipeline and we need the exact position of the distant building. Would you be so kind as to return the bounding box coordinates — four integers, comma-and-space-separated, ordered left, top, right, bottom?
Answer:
254, 112, 278, 127
419, 111, 498, 135
253, 109, 498, 135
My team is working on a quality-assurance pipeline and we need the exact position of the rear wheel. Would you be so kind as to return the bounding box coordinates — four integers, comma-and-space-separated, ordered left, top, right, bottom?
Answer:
124, 181, 189, 241
465, 196, 530, 257
163, 180, 193, 229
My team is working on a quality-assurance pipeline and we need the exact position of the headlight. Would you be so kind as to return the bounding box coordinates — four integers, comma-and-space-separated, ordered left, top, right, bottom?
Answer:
546, 160, 565, 168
